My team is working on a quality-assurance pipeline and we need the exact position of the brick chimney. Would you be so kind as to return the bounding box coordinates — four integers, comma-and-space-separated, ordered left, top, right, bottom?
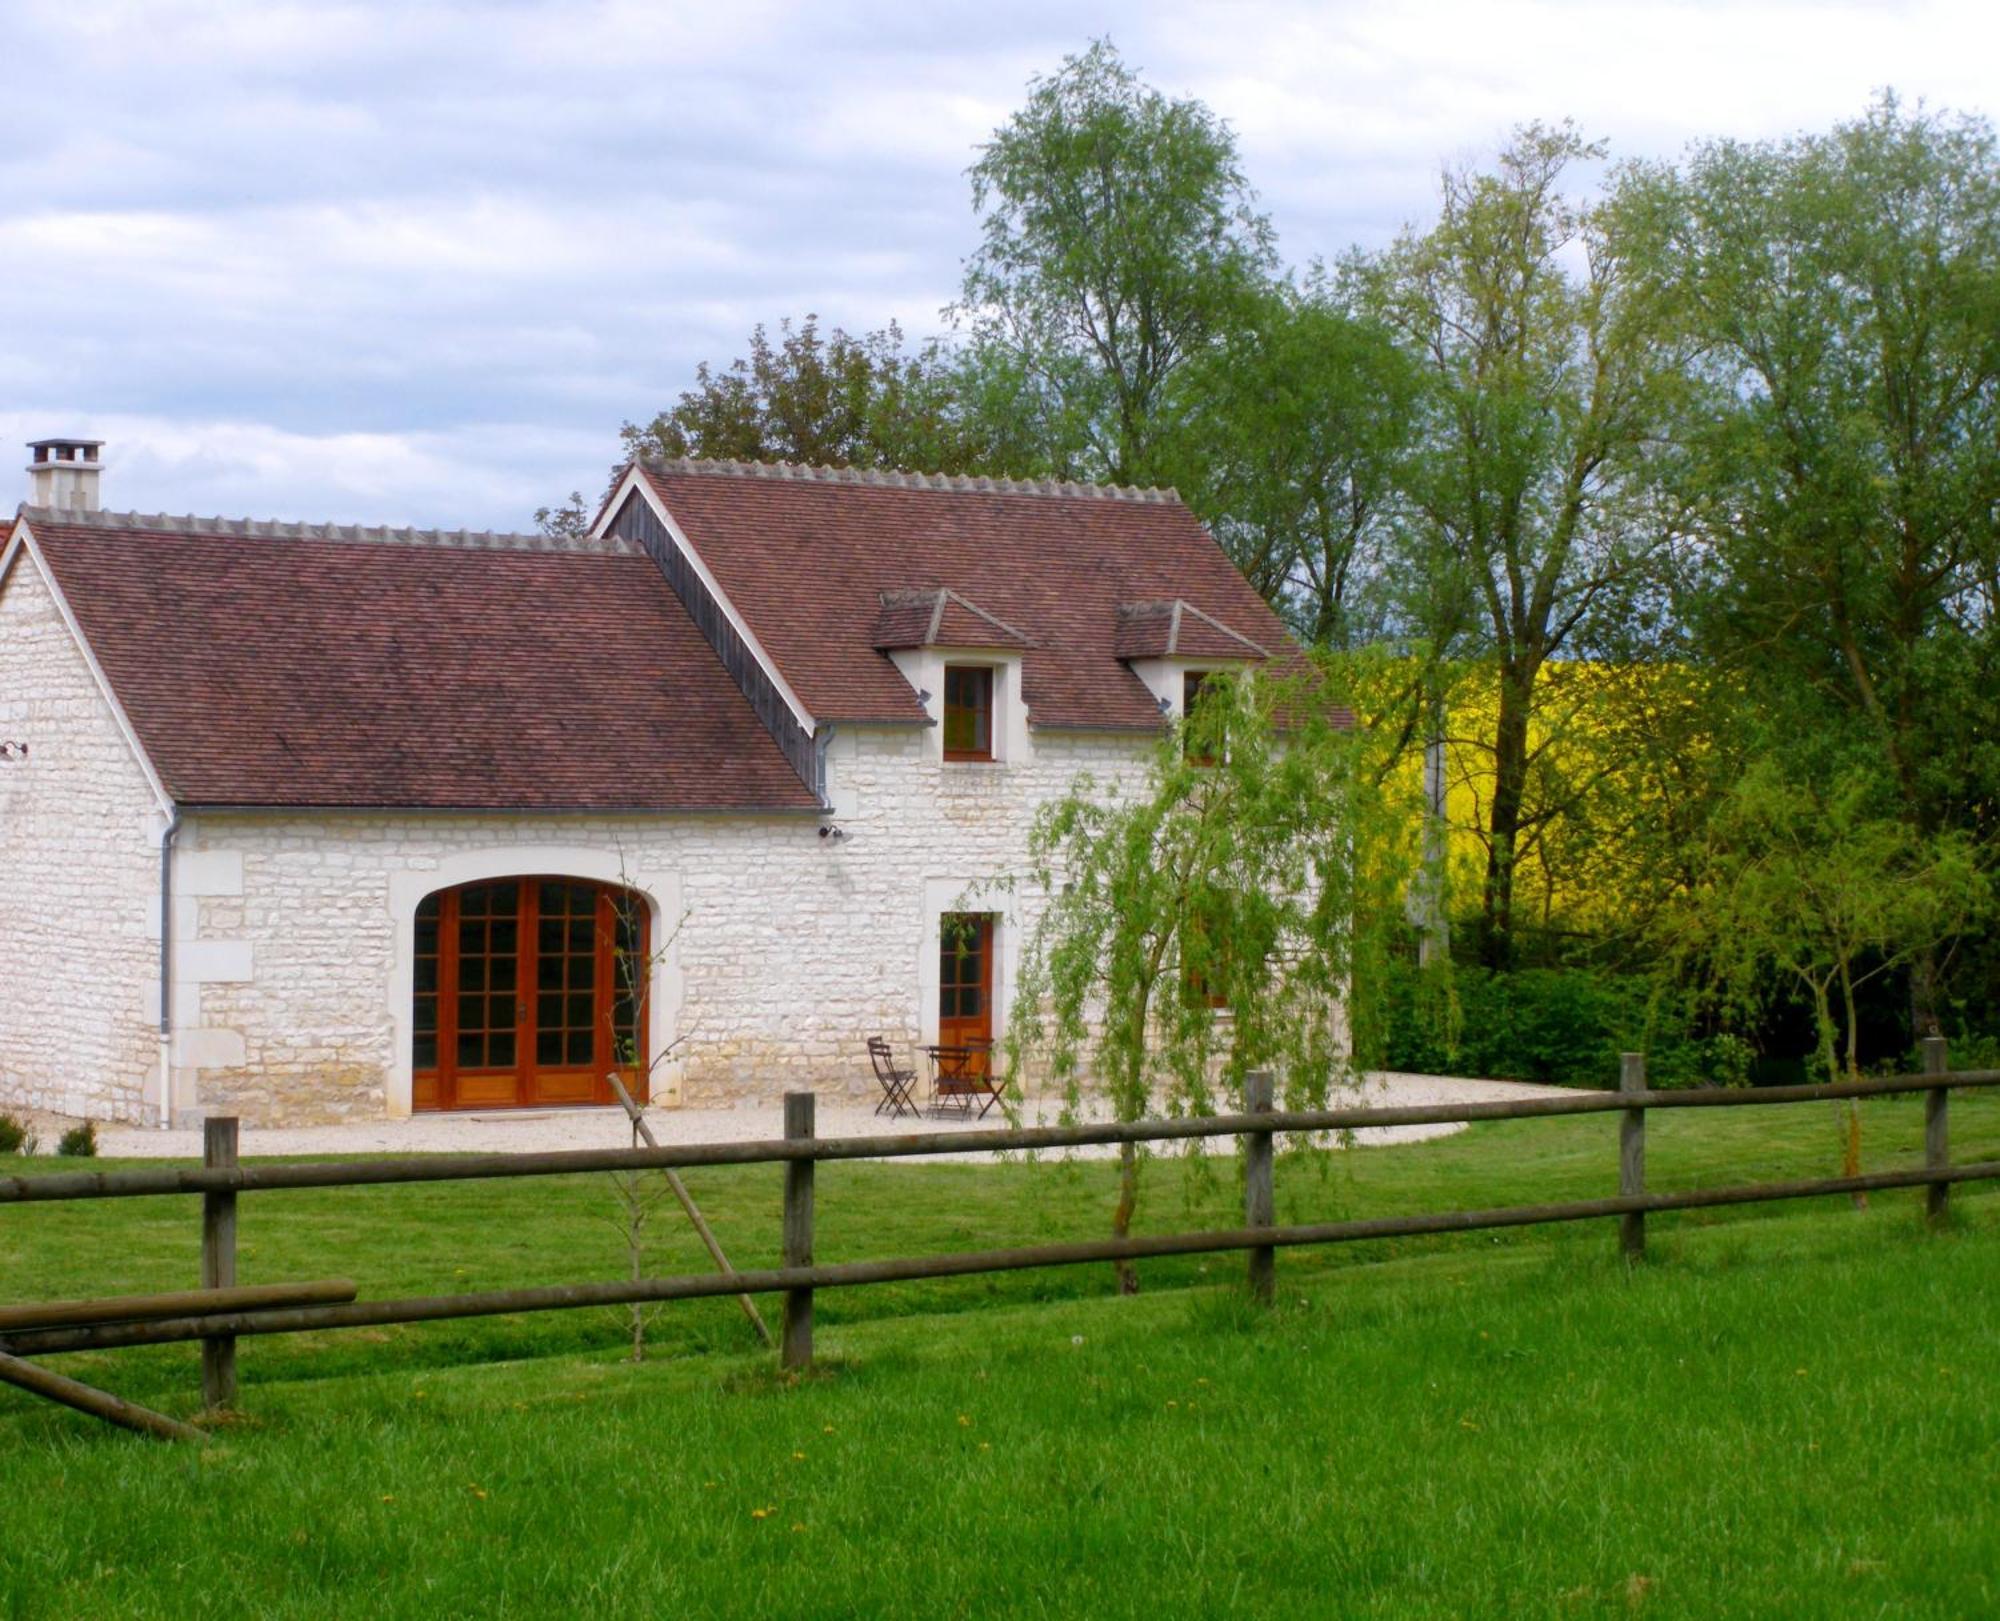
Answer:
26, 438, 104, 512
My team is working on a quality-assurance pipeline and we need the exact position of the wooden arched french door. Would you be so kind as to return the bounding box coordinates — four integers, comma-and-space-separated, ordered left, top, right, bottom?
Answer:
413, 878, 650, 1111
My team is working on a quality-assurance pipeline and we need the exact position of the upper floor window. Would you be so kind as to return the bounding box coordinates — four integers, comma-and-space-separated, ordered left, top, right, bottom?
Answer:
943, 665, 995, 761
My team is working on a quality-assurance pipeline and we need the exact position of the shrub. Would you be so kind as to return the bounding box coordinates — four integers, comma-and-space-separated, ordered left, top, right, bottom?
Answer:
1377, 958, 1732, 1089
0, 1114, 26, 1154
1701, 1032, 1758, 1089
57, 1121, 98, 1158
1938, 1027, 2000, 1072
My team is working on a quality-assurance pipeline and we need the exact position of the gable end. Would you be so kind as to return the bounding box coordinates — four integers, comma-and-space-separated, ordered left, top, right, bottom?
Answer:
1, 520, 174, 814
606, 488, 825, 802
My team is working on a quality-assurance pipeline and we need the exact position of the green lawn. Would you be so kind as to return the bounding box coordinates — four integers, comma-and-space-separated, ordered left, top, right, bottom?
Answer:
1, 1093, 1997, 1617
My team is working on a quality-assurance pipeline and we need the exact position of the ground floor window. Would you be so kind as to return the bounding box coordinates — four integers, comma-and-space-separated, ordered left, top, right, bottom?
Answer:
414, 877, 648, 1111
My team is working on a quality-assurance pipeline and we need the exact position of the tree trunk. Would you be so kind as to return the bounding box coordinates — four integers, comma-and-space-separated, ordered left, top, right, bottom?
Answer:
1839, 962, 1867, 1210
1908, 947, 1943, 1044
1841, 1099, 1866, 1210
1479, 666, 1534, 971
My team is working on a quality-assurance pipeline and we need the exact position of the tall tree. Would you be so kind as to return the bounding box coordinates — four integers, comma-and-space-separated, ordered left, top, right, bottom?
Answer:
1353, 123, 1688, 969
621, 313, 1030, 476
538, 314, 1046, 536
1165, 280, 1421, 647
956, 39, 1277, 485
1634, 97, 2000, 1031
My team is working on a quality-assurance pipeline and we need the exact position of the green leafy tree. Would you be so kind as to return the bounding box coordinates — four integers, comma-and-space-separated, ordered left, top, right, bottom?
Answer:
1166, 280, 1422, 647
956, 38, 1277, 485
1352, 122, 1690, 970
1668, 739, 1990, 1193
622, 313, 1029, 476
537, 313, 1049, 536
1006, 668, 1415, 1292
533, 490, 594, 540
1631, 96, 2000, 1030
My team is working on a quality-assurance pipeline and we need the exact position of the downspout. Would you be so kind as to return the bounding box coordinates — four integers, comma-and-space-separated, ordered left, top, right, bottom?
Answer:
814, 725, 836, 813
157, 807, 181, 1130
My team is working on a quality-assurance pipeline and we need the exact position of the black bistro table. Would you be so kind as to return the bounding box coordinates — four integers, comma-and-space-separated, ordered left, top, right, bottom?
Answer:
923, 1041, 1003, 1118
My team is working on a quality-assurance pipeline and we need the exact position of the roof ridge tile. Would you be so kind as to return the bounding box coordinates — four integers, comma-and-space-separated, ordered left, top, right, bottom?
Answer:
21, 506, 628, 554
639, 453, 1179, 505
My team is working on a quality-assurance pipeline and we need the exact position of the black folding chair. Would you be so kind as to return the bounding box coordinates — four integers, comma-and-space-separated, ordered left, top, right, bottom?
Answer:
867, 1037, 922, 1119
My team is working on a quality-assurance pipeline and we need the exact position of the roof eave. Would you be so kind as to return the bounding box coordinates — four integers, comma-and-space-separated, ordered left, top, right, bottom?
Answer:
174, 800, 827, 817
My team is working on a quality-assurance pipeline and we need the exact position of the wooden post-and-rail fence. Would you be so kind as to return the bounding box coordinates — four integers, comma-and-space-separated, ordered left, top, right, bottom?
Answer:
1, 1046, 1997, 1436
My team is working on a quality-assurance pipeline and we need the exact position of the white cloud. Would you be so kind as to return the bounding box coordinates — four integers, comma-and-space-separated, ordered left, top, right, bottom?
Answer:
0, 410, 613, 531
3, 0, 1997, 526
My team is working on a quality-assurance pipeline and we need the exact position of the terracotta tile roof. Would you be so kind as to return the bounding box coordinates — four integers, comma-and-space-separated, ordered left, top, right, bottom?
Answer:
17, 509, 821, 812
638, 459, 1302, 731
872, 588, 1034, 652
1113, 599, 1271, 661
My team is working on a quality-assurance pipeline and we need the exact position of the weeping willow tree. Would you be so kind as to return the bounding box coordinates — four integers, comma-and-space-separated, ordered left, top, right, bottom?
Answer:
1005, 663, 1416, 1291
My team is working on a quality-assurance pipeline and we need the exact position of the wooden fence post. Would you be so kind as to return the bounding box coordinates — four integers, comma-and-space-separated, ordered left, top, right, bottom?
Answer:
1619, 1055, 1645, 1264
201, 1117, 239, 1410
1923, 1036, 1950, 1229
1245, 1070, 1276, 1306
782, 1093, 815, 1371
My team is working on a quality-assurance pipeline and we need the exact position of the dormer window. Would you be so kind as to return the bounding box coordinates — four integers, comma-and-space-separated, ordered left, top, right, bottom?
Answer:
943, 666, 995, 761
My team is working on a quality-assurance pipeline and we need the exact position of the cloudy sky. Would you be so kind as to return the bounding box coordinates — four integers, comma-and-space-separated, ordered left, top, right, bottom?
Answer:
2, 0, 1993, 530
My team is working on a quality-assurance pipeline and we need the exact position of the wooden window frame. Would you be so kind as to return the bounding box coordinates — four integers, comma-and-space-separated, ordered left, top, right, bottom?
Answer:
942, 664, 997, 763
1183, 669, 1221, 767
1181, 912, 1231, 1010
412, 877, 650, 1112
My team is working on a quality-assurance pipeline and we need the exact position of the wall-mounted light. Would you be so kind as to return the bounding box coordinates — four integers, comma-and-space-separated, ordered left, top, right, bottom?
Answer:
0, 741, 27, 760
818, 824, 848, 842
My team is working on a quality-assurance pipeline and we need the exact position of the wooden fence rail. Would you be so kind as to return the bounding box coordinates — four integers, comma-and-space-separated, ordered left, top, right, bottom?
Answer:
6, 1156, 1998, 1363
4, 1063, 1997, 1207
2, 1041, 1997, 1436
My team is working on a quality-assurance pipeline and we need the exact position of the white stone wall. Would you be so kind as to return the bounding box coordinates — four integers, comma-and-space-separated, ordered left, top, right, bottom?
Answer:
177, 726, 1157, 1124
0, 548, 165, 1122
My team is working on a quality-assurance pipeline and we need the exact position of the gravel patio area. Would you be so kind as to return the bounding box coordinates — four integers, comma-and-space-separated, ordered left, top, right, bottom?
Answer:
93, 1072, 1571, 1163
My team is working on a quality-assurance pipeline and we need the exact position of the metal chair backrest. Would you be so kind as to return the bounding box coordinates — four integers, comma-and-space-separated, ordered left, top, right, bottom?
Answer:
867, 1036, 921, 1118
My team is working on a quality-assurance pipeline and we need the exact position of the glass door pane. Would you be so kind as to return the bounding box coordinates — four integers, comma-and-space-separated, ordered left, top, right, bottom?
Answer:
455, 881, 519, 1070
536, 881, 599, 1069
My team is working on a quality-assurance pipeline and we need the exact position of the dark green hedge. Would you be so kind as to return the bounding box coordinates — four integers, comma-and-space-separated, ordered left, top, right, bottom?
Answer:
1376, 960, 1746, 1090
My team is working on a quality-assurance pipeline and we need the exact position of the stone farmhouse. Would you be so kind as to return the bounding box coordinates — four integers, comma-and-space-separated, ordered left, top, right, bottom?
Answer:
0, 437, 1300, 1127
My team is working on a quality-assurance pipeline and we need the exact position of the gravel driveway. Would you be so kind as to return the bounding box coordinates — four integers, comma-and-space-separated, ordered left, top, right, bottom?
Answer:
96, 1072, 1570, 1163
